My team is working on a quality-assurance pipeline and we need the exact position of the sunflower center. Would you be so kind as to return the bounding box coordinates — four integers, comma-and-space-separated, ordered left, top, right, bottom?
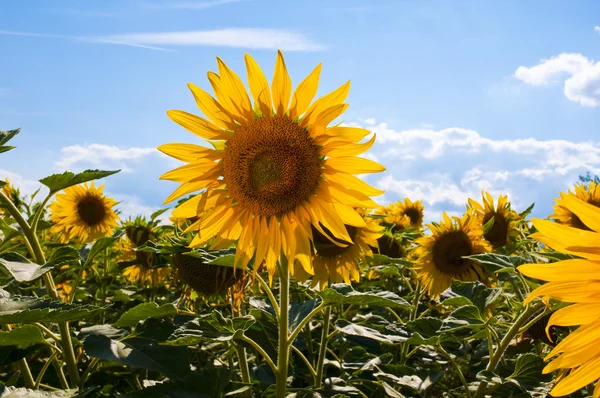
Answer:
76, 195, 106, 226
223, 116, 322, 217
404, 208, 422, 226
432, 230, 474, 274
312, 224, 358, 258
483, 212, 508, 249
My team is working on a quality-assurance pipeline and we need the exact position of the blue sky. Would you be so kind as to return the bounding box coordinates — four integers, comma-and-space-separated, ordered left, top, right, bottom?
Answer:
1, 0, 600, 222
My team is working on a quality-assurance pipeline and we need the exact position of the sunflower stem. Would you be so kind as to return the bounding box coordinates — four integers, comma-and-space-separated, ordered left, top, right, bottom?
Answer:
0, 191, 81, 386
287, 302, 326, 347
399, 281, 422, 364
276, 257, 290, 397
437, 345, 471, 398
255, 273, 280, 318
474, 301, 546, 398
234, 343, 252, 397
315, 306, 332, 389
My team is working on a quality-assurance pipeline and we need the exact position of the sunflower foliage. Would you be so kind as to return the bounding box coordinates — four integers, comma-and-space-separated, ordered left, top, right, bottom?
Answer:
0, 56, 598, 398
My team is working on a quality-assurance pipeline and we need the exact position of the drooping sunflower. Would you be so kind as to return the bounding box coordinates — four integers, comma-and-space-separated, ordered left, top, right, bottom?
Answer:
173, 252, 244, 296
551, 181, 600, 231
49, 182, 119, 243
120, 219, 169, 285
293, 215, 382, 289
467, 191, 519, 249
414, 212, 492, 297
158, 51, 385, 280
518, 195, 600, 397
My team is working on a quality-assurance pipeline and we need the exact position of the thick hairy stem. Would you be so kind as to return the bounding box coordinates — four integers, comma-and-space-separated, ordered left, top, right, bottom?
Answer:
276, 258, 290, 397
315, 306, 332, 389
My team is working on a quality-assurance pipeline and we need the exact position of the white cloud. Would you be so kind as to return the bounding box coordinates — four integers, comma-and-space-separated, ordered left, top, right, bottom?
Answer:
110, 193, 162, 220
56, 144, 158, 172
101, 29, 325, 51
0, 28, 325, 52
595, 26, 600, 33
0, 170, 47, 198
514, 53, 600, 107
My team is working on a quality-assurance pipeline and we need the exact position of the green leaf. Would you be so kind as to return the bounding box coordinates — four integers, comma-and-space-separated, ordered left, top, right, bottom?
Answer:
448, 280, 502, 315
406, 317, 442, 338
374, 372, 425, 392
0, 129, 20, 146
0, 146, 15, 154
113, 302, 178, 328
83, 335, 189, 380
166, 312, 255, 346
39, 169, 120, 194
509, 353, 545, 379
0, 325, 47, 348
47, 246, 81, 267
289, 300, 317, 330
0, 252, 54, 282
519, 202, 535, 218
150, 208, 170, 222
466, 253, 529, 274
0, 180, 5, 189
0, 386, 79, 397
441, 305, 485, 333
82, 230, 124, 267
0, 295, 102, 324
320, 284, 410, 309
334, 319, 406, 344
482, 214, 495, 235
245, 309, 278, 359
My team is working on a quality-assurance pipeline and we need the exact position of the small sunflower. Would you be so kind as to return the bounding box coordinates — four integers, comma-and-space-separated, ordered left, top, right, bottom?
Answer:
414, 212, 492, 297
173, 252, 244, 296
375, 198, 424, 231
551, 181, 600, 230
293, 215, 382, 289
374, 203, 411, 232
120, 220, 169, 285
49, 182, 119, 243
158, 51, 385, 281
467, 191, 519, 249
518, 195, 600, 397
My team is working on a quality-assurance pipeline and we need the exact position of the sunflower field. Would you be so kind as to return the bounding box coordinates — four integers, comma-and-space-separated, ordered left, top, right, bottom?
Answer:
1, 51, 600, 398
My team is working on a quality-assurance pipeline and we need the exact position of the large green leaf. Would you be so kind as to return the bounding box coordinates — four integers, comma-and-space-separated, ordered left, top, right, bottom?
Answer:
82, 231, 124, 267
0, 146, 15, 154
83, 335, 189, 380
334, 319, 406, 344
39, 170, 120, 194
166, 312, 255, 346
447, 281, 502, 315
113, 302, 178, 328
466, 253, 529, 274
441, 305, 486, 333
0, 129, 20, 146
0, 325, 47, 348
0, 252, 54, 282
0, 295, 102, 324
320, 284, 410, 309
406, 317, 442, 339
47, 246, 81, 267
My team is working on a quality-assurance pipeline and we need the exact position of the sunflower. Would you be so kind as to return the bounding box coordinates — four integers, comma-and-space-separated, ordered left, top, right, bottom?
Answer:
292, 215, 382, 289
374, 203, 411, 232
158, 51, 385, 281
467, 191, 519, 249
49, 182, 119, 243
551, 181, 600, 230
173, 252, 244, 296
375, 198, 424, 231
518, 195, 600, 397
120, 220, 169, 285
413, 212, 492, 297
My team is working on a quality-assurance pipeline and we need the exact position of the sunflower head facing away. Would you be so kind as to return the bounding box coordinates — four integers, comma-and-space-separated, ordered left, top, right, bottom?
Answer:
120, 218, 169, 284
158, 51, 385, 281
173, 252, 243, 296
551, 181, 600, 231
292, 214, 383, 289
50, 182, 119, 243
467, 191, 519, 249
518, 195, 600, 397
414, 212, 492, 297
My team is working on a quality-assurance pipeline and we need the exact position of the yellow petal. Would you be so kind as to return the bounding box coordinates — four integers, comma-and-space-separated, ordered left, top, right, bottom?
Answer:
524, 280, 600, 305
517, 259, 600, 282
244, 53, 272, 117
325, 157, 386, 174
302, 81, 350, 127
207, 71, 245, 122
531, 219, 600, 260
187, 83, 236, 130
290, 63, 322, 118
253, 217, 270, 275
332, 203, 367, 227
265, 217, 281, 281
271, 50, 292, 115
320, 133, 376, 157
216, 57, 253, 120
325, 126, 371, 143
164, 180, 212, 204
324, 181, 379, 208
323, 169, 384, 196
159, 161, 219, 182
167, 110, 230, 140
311, 104, 349, 132
172, 194, 202, 218
157, 143, 221, 162
547, 303, 600, 330
549, 355, 600, 397
563, 194, 600, 232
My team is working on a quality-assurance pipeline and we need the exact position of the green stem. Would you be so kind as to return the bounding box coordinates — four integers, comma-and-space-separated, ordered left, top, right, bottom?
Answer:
31, 193, 52, 235
255, 273, 280, 318
474, 301, 546, 398
315, 306, 332, 389
304, 324, 315, 367
52, 358, 69, 389
240, 335, 278, 375
235, 343, 252, 394
400, 281, 422, 363
276, 257, 290, 397
518, 307, 550, 335
35, 350, 59, 389
287, 303, 326, 347
78, 358, 100, 391
2, 324, 35, 388
438, 346, 471, 398
290, 345, 317, 381
0, 191, 81, 386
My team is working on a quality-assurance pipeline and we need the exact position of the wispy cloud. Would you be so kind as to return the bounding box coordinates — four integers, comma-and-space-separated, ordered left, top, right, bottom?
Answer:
0, 28, 325, 52
56, 144, 159, 172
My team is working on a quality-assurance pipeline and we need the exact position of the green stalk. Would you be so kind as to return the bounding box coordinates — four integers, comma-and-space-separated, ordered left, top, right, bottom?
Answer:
235, 344, 252, 398
400, 282, 422, 363
474, 301, 546, 398
287, 303, 325, 346
0, 192, 80, 385
276, 258, 290, 397
315, 306, 332, 389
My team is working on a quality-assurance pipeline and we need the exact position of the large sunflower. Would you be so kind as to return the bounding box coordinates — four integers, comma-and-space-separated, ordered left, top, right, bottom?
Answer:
551, 181, 600, 230
50, 182, 119, 243
293, 215, 382, 288
158, 51, 385, 280
467, 191, 519, 249
518, 195, 600, 397
414, 212, 491, 297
